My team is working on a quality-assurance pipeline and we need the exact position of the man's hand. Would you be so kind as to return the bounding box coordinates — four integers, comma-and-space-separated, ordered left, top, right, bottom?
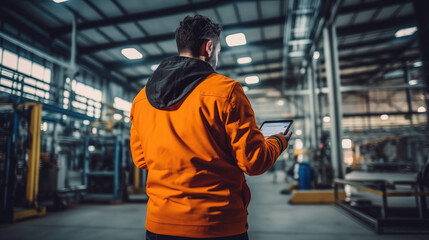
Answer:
281, 130, 293, 142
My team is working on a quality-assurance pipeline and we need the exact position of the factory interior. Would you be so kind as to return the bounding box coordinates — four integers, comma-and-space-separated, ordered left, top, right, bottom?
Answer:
0, 0, 429, 239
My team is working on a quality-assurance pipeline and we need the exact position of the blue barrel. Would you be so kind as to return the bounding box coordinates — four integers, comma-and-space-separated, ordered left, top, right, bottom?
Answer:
298, 163, 312, 190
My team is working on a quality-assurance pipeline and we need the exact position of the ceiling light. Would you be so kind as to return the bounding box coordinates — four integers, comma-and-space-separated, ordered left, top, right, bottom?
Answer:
295, 129, 302, 136
151, 64, 159, 71
277, 100, 284, 106
295, 139, 303, 150
342, 139, 352, 149
408, 79, 418, 85
83, 120, 90, 125
53, 0, 68, 3
313, 51, 320, 60
113, 113, 122, 120
245, 76, 259, 84
413, 61, 423, 68
226, 33, 247, 47
121, 48, 143, 60
380, 114, 389, 120
323, 116, 330, 123
417, 106, 426, 113
395, 26, 417, 38
242, 86, 249, 92
237, 57, 252, 64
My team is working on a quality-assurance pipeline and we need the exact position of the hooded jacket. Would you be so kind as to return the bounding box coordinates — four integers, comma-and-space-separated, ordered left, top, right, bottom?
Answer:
130, 56, 287, 238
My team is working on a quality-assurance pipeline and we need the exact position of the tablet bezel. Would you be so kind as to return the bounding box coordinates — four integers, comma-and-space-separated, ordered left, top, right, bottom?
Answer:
259, 120, 294, 136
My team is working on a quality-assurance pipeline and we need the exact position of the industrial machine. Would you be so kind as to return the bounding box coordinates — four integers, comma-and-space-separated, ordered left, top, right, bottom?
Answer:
0, 102, 46, 223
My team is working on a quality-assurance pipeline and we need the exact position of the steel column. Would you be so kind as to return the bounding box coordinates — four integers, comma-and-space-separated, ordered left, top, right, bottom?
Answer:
323, 24, 345, 179
413, 0, 429, 126
281, 0, 293, 95
403, 62, 414, 127
113, 136, 120, 201
308, 64, 318, 150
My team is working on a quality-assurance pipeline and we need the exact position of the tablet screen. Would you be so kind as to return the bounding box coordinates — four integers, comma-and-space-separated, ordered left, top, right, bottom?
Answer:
260, 121, 292, 138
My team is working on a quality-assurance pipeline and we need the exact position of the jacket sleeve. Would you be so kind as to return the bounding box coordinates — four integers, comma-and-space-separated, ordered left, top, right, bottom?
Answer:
224, 83, 287, 176
130, 104, 147, 170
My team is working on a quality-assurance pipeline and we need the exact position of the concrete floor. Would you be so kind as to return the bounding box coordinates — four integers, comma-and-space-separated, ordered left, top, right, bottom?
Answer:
1, 172, 428, 240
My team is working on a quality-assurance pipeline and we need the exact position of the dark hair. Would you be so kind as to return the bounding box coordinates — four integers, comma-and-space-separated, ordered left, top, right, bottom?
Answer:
175, 15, 222, 56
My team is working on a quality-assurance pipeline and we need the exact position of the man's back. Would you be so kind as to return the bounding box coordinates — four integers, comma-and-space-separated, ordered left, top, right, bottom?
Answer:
130, 15, 290, 240
131, 72, 251, 238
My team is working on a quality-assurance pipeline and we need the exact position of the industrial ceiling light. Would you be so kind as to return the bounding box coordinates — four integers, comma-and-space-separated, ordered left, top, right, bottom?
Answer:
380, 114, 389, 120
342, 139, 352, 149
413, 61, 423, 68
53, 0, 68, 3
313, 51, 320, 60
121, 48, 143, 60
113, 113, 122, 120
417, 106, 426, 113
151, 64, 159, 71
277, 99, 284, 106
295, 139, 303, 150
408, 79, 418, 85
323, 116, 330, 123
237, 57, 252, 64
295, 129, 302, 136
226, 33, 247, 47
395, 26, 417, 38
242, 86, 249, 92
245, 75, 259, 84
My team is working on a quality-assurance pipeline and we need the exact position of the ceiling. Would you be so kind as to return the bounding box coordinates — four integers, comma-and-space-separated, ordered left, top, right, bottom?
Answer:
1, 0, 420, 97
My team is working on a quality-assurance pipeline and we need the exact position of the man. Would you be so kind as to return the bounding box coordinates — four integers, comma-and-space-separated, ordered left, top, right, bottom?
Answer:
130, 15, 292, 240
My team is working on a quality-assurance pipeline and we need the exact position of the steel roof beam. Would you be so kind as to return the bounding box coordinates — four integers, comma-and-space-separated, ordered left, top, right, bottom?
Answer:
110, 35, 416, 71
107, 38, 283, 69
337, 15, 415, 37
340, 0, 411, 15
127, 58, 285, 82
80, 16, 285, 54
51, 0, 233, 37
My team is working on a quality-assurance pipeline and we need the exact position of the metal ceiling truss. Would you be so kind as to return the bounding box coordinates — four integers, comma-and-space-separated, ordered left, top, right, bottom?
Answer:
51, 0, 233, 37
340, 0, 411, 15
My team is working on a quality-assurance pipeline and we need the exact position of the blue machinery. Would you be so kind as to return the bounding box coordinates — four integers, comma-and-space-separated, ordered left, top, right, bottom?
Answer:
83, 136, 123, 201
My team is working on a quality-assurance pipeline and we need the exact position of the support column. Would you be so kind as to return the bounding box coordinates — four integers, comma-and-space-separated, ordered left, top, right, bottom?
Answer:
413, 0, 429, 126
403, 62, 414, 127
323, 24, 345, 179
308, 64, 318, 150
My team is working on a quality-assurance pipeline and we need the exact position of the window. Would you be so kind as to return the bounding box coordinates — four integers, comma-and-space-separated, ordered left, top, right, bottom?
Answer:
0, 50, 51, 100
72, 80, 102, 102
67, 80, 103, 118
18, 57, 32, 75
114, 97, 132, 114
31, 62, 44, 80
3, 50, 18, 70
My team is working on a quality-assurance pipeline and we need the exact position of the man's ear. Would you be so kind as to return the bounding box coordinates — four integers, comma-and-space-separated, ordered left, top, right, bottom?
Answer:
199, 40, 213, 60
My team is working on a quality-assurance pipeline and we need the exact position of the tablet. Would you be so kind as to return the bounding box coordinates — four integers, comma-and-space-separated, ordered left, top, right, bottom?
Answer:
260, 120, 293, 138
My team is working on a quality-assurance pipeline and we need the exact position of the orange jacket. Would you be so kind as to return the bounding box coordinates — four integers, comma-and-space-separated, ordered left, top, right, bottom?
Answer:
130, 58, 286, 238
